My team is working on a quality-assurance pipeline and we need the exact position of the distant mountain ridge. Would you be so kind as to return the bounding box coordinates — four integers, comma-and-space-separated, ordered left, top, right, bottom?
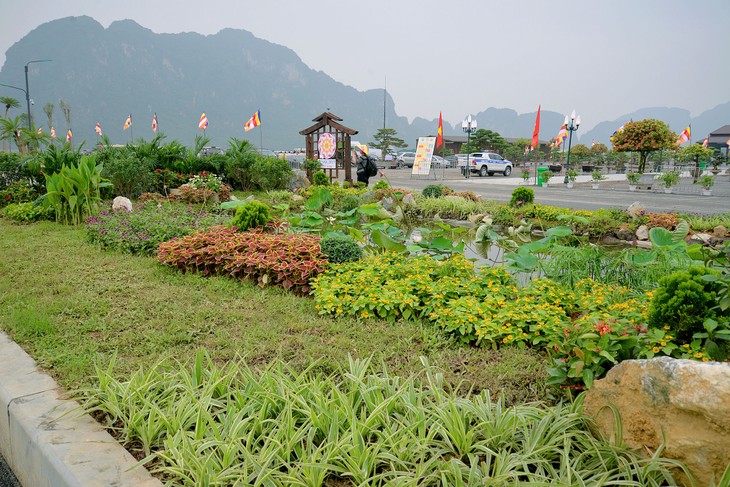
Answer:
1, 16, 728, 150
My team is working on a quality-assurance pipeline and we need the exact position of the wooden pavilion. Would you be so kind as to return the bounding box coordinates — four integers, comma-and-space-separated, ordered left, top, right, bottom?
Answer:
299, 112, 358, 183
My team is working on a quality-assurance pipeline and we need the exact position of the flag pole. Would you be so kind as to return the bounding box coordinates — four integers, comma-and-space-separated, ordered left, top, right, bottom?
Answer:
259, 123, 263, 154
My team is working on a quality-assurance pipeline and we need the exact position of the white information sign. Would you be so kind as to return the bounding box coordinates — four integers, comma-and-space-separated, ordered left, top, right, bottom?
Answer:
319, 159, 336, 169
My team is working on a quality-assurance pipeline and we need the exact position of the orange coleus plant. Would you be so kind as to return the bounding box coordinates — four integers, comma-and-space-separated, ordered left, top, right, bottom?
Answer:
157, 225, 327, 295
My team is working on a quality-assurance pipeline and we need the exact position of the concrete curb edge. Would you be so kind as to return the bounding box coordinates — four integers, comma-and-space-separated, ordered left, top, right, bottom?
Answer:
0, 332, 162, 487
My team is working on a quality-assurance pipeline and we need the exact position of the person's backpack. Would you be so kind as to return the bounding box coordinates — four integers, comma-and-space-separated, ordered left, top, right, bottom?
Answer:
365, 156, 378, 177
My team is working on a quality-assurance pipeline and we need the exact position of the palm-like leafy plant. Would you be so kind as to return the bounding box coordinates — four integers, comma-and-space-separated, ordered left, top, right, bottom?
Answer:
43, 154, 112, 225
1, 96, 21, 153
0, 116, 25, 153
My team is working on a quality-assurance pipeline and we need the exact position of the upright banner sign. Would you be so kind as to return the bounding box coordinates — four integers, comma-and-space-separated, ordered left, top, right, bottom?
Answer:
318, 132, 337, 169
412, 136, 436, 175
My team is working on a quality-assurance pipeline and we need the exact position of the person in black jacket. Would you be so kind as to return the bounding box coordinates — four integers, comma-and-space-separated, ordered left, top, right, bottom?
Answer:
356, 150, 380, 186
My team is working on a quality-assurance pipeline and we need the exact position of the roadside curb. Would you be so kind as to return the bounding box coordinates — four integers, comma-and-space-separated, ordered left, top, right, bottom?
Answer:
0, 332, 161, 487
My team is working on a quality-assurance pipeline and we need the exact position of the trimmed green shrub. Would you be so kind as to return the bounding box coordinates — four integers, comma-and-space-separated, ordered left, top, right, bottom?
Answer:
648, 266, 726, 342
1, 202, 53, 223
312, 170, 329, 186
248, 156, 293, 191
320, 234, 362, 263
101, 152, 152, 198
422, 184, 445, 198
231, 201, 271, 231
510, 186, 534, 207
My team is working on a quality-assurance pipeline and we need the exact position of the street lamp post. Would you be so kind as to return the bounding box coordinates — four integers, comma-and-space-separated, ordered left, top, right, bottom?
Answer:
24, 59, 52, 130
563, 110, 581, 183
461, 115, 477, 179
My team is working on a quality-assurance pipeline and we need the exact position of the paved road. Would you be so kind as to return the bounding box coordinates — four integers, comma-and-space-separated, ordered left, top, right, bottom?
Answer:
0, 451, 21, 487
369, 168, 730, 215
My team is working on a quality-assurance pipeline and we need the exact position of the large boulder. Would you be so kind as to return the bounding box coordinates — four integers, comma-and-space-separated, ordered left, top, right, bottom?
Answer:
583, 357, 730, 487
112, 196, 133, 212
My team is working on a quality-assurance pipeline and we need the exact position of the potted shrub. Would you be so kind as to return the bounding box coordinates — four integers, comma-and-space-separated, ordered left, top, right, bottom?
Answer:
590, 170, 606, 189
541, 170, 553, 187
626, 172, 640, 191
565, 169, 578, 189
697, 174, 714, 196
657, 170, 680, 193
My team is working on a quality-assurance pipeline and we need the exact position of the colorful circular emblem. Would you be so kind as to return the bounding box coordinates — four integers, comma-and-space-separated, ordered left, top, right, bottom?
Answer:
318, 133, 336, 159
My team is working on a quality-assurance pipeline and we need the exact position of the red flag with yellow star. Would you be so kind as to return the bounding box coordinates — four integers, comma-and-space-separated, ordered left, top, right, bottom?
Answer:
436, 112, 443, 148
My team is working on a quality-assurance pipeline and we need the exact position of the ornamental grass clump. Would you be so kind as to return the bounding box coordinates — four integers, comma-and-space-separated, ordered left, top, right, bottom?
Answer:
80, 351, 685, 486
85, 201, 230, 255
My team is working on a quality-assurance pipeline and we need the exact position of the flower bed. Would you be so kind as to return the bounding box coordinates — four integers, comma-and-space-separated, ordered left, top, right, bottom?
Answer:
313, 252, 714, 388
86, 201, 230, 255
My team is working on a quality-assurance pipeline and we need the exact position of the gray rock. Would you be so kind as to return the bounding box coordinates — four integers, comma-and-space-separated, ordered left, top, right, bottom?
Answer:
584, 357, 730, 487
381, 196, 396, 211
112, 196, 133, 212
615, 227, 633, 241
245, 194, 256, 202
402, 193, 416, 206
627, 201, 645, 218
635, 224, 650, 241
288, 171, 310, 191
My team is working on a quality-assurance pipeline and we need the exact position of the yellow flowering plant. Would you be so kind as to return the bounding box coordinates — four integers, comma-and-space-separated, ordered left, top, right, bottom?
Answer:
312, 253, 720, 390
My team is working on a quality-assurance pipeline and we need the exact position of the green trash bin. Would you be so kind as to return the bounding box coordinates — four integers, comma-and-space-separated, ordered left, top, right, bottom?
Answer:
537, 167, 549, 187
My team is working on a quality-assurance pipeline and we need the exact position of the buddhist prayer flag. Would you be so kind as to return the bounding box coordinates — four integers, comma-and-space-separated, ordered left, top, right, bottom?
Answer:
37, 127, 42, 134
66, 128, 73, 141
436, 112, 443, 148
702, 136, 709, 148
199, 113, 208, 130
123, 114, 132, 130
531, 105, 541, 149
95, 122, 103, 136
244, 110, 261, 132
676, 125, 691, 145
50, 127, 56, 138
152, 113, 158, 133
554, 123, 568, 148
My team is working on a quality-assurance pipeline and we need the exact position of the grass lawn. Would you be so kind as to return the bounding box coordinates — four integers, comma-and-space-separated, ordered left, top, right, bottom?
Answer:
0, 219, 550, 405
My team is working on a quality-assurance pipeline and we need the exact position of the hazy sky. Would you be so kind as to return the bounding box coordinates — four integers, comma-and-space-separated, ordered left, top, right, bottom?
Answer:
1, 0, 728, 130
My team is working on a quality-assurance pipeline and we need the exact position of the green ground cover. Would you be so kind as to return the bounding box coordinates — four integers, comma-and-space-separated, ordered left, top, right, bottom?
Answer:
0, 219, 548, 404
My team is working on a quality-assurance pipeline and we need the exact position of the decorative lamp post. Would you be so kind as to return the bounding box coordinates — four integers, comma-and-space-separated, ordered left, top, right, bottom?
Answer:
24, 59, 52, 130
563, 110, 581, 183
461, 115, 477, 179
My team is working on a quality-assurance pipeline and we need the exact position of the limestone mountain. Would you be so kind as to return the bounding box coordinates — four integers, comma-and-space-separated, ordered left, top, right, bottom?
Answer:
1, 16, 728, 151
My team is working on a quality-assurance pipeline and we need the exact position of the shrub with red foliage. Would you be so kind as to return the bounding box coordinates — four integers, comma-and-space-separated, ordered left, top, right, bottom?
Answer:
157, 226, 327, 295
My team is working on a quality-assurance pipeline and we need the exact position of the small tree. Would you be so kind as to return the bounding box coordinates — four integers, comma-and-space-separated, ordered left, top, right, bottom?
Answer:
679, 144, 714, 181
370, 128, 407, 159
611, 119, 676, 173
569, 144, 591, 163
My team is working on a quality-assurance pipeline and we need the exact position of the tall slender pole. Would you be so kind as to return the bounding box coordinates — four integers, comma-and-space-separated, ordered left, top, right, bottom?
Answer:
24, 64, 31, 130
383, 77, 386, 131
23, 60, 52, 130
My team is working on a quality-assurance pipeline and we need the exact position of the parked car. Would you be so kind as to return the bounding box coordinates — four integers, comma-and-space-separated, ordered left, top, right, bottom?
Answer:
198, 146, 226, 157
462, 152, 513, 177
396, 151, 417, 168
430, 155, 446, 167
444, 155, 459, 167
